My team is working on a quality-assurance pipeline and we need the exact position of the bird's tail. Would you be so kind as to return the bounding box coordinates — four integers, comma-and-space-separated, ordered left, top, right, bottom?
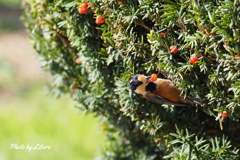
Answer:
188, 97, 208, 106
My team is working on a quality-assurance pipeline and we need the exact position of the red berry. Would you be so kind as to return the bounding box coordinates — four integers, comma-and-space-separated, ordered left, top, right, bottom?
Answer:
170, 46, 178, 53
81, 2, 89, 9
221, 113, 228, 118
75, 57, 81, 64
118, 1, 123, 5
151, 74, 157, 81
160, 33, 166, 36
190, 56, 199, 64
78, 8, 87, 14
95, 17, 105, 24
72, 83, 78, 89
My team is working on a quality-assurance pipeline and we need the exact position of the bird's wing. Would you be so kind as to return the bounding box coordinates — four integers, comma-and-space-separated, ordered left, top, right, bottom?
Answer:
145, 94, 191, 106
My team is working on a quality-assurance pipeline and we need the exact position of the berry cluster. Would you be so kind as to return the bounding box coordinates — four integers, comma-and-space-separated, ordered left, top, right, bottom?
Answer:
78, 2, 89, 14
169, 45, 199, 64
77, 2, 105, 24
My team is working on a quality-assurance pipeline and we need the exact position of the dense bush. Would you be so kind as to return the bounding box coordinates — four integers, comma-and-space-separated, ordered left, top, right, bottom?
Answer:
22, 0, 240, 159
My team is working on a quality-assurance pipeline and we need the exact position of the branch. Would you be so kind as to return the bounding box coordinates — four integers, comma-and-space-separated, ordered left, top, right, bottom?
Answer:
136, 20, 150, 30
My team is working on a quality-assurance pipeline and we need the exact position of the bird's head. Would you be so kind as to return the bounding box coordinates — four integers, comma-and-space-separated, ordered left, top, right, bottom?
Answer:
129, 74, 151, 92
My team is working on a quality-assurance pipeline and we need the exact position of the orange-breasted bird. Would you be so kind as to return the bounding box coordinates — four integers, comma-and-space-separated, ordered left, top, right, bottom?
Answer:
129, 74, 207, 106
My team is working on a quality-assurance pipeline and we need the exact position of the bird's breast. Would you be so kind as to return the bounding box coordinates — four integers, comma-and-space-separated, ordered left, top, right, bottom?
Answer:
135, 83, 148, 96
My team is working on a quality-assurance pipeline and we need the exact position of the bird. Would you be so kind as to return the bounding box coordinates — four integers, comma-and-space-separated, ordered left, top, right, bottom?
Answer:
129, 74, 207, 106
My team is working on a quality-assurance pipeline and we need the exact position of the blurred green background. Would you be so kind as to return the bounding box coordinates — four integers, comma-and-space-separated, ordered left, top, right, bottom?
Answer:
0, 0, 106, 159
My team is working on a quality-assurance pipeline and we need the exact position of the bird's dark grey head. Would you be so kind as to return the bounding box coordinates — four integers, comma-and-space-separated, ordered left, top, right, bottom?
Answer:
129, 74, 142, 91
129, 74, 147, 91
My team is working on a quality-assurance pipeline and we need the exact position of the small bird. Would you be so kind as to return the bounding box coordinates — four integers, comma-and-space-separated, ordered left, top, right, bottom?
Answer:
129, 74, 206, 106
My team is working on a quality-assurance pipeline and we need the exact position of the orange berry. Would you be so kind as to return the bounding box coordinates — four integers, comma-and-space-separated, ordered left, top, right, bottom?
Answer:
95, 17, 105, 24
78, 8, 87, 14
75, 57, 81, 64
170, 46, 178, 53
160, 33, 166, 36
190, 56, 199, 64
151, 74, 157, 81
81, 2, 89, 9
72, 83, 78, 89
221, 113, 228, 118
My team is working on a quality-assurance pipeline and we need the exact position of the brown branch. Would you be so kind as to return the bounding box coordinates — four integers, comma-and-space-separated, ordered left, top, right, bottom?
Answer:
154, 137, 167, 143
56, 32, 73, 49
228, 125, 240, 131
136, 20, 150, 30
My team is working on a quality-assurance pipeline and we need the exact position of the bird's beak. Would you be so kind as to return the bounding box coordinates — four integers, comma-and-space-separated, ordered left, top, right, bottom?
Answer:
146, 75, 151, 82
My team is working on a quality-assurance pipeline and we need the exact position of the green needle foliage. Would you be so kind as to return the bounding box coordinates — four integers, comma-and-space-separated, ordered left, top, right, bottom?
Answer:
22, 0, 240, 159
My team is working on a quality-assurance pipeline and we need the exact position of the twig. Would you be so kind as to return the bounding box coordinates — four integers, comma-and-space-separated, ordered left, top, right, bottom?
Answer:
136, 20, 150, 30
56, 32, 73, 49
228, 125, 240, 131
